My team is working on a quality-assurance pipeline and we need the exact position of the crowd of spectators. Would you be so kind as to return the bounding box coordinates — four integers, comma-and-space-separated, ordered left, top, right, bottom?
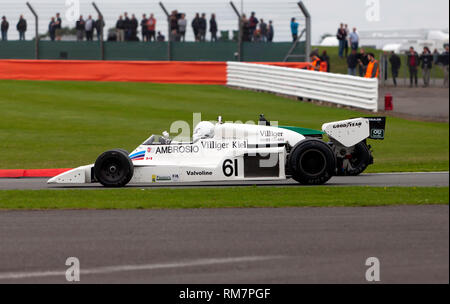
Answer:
112, 11, 219, 42
401, 45, 449, 88
1, 11, 276, 43
334, 22, 449, 87
2, 15, 28, 41
73, 14, 105, 41
241, 12, 274, 42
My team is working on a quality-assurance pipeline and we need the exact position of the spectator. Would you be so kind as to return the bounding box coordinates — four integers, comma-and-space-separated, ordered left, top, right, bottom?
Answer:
107, 28, 117, 41
55, 12, 62, 41
439, 44, 449, 88
433, 48, 440, 64
259, 19, 267, 42
130, 14, 138, 41
308, 51, 322, 71
382, 51, 389, 81
95, 15, 105, 41
1, 16, 9, 41
336, 23, 346, 58
407, 46, 419, 87
209, 14, 218, 42
267, 20, 274, 42
48, 17, 57, 41
344, 24, 349, 57
141, 14, 148, 41
241, 14, 251, 42
75, 15, 85, 41
169, 10, 178, 41
349, 27, 359, 50
249, 12, 258, 41
290, 18, 298, 42
192, 13, 200, 41
347, 49, 358, 76
147, 14, 156, 42
389, 51, 401, 87
321, 50, 330, 72
420, 47, 433, 87
16, 15, 27, 40
253, 29, 261, 42
157, 31, 165, 42
357, 48, 369, 77
365, 53, 379, 78
199, 13, 207, 42
85, 15, 94, 41
123, 12, 131, 41
178, 14, 187, 42
116, 15, 125, 42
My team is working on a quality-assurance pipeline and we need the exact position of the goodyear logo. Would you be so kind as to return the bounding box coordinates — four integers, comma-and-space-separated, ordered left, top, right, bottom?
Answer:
333, 122, 362, 128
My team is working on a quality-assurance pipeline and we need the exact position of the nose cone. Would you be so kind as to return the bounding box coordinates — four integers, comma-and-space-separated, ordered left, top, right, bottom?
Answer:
47, 165, 93, 184
47, 176, 57, 184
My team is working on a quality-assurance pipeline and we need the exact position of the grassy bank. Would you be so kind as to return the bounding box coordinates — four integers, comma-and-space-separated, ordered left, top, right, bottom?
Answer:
0, 80, 448, 172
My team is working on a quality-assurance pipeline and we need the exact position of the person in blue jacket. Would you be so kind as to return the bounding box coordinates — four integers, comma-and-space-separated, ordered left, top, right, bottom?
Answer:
290, 18, 299, 42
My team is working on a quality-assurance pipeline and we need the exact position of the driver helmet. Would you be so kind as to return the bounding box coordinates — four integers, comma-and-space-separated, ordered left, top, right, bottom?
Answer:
193, 121, 215, 142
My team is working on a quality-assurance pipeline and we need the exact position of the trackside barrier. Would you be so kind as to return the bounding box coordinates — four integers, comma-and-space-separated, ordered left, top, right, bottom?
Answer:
0, 168, 71, 178
226, 62, 379, 112
0, 60, 309, 85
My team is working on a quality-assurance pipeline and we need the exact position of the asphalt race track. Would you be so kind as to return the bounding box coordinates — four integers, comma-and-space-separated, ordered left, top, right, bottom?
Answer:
0, 172, 448, 283
0, 172, 448, 190
0, 206, 448, 283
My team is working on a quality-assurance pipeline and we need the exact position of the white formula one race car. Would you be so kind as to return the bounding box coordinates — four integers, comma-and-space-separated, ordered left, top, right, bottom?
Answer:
48, 115, 386, 187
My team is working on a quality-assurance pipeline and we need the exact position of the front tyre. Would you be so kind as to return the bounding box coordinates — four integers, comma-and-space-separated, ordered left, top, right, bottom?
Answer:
289, 139, 336, 185
94, 149, 134, 187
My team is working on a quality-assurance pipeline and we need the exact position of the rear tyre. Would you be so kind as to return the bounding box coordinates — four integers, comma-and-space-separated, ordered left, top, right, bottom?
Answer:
338, 142, 372, 176
94, 149, 134, 187
289, 139, 336, 185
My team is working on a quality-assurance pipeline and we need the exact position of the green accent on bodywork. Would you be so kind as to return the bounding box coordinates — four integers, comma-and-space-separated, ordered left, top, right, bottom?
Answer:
279, 126, 325, 136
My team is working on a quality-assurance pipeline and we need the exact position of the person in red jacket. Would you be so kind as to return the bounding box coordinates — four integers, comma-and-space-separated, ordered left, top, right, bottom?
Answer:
407, 47, 419, 87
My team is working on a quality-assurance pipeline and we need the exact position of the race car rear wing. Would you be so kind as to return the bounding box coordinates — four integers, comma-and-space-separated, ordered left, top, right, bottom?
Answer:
322, 117, 386, 147
365, 117, 386, 140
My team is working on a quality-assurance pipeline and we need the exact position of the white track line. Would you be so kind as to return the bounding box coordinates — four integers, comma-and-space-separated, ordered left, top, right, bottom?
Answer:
362, 172, 449, 175
0, 256, 284, 281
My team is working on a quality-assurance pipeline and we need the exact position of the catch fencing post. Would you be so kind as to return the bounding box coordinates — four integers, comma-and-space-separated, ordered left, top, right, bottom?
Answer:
298, 1, 311, 62
92, 2, 105, 60
26, 2, 39, 59
229, 1, 242, 61
159, 2, 171, 61
284, 1, 310, 62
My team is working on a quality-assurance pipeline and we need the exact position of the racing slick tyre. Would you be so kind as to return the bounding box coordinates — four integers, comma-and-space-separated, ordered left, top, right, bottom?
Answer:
289, 139, 336, 185
94, 149, 134, 187
337, 142, 372, 176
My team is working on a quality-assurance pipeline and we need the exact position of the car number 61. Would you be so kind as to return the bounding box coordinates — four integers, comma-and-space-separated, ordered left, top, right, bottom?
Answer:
223, 159, 238, 177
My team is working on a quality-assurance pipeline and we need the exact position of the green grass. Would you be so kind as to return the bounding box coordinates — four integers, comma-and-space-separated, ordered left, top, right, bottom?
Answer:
0, 79, 448, 172
314, 46, 446, 79
0, 187, 447, 210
